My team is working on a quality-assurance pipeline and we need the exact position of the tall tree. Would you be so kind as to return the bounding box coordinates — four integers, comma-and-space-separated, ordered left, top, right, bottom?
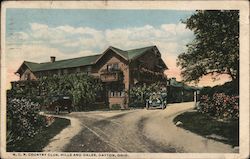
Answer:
177, 10, 239, 83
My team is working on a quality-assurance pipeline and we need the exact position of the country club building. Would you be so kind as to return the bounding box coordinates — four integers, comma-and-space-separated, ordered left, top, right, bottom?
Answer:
14, 46, 168, 109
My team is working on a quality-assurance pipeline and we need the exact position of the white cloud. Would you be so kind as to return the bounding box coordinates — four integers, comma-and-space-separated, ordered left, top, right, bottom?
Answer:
56, 25, 75, 33
161, 22, 190, 35
30, 23, 49, 30
25, 23, 106, 51
12, 22, 193, 54
161, 24, 178, 35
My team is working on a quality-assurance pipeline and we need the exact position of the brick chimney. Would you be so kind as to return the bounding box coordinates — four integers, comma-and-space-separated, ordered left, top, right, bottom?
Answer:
50, 56, 56, 63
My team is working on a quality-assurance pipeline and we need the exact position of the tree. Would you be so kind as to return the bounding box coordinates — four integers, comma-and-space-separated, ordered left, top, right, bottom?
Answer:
39, 73, 103, 110
177, 10, 239, 83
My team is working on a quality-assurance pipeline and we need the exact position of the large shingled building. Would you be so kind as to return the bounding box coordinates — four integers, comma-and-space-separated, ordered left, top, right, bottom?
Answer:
14, 45, 168, 109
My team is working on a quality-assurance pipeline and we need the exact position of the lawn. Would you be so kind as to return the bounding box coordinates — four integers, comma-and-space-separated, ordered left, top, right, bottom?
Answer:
7, 117, 70, 152
173, 111, 239, 147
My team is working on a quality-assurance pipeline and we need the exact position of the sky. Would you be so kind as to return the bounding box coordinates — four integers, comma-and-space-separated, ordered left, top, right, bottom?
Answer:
5, 9, 231, 89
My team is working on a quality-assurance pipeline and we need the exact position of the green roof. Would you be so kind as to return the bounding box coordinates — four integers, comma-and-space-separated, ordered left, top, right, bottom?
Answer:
110, 45, 155, 60
18, 45, 166, 73
126, 46, 156, 59
109, 47, 129, 59
23, 54, 101, 72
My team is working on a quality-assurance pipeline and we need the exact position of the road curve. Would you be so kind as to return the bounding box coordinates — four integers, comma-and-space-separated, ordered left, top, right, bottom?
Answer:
44, 102, 235, 153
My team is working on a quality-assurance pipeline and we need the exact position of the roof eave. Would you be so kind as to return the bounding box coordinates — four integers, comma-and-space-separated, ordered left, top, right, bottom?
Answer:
109, 47, 128, 60
15, 61, 30, 75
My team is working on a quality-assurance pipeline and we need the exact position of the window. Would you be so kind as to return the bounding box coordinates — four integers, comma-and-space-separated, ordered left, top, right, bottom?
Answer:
86, 66, 92, 74
107, 63, 119, 72
113, 63, 119, 70
110, 91, 115, 97
24, 73, 31, 80
109, 91, 125, 97
107, 64, 112, 72
120, 91, 125, 97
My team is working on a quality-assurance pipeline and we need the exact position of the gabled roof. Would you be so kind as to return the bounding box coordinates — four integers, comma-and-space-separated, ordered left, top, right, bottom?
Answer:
16, 45, 167, 73
95, 45, 167, 68
109, 47, 129, 59
23, 61, 41, 72
109, 45, 156, 60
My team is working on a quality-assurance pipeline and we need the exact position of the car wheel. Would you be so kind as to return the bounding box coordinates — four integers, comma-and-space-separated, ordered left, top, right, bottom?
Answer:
55, 106, 60, 114
161, 104, 164, 110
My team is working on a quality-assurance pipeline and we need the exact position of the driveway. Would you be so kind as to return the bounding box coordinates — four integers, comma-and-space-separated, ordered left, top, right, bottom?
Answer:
44, 102, 235, 153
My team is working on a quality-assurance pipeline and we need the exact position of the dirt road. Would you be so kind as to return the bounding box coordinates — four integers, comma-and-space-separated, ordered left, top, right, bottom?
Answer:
45, 102, 235, 153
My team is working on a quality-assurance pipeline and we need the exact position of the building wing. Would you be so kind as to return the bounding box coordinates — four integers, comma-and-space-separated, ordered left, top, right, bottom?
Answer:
16, 54, 101, 74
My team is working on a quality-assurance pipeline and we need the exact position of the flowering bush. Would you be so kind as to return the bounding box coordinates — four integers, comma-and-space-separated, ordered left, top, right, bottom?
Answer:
198, 93, 239, 120
7, 98, 46, 143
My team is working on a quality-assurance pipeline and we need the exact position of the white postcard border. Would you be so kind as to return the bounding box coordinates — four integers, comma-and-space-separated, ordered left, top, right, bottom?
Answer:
1, 1, 249, 159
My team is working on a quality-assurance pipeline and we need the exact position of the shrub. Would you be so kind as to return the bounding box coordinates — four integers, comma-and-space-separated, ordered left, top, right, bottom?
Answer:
39, 74, 103, 111
7, 98, 46, 144
198, 93, 239, 120
9, 74, 104, 111
129, 82, 165, 107
110, 104, 121, 110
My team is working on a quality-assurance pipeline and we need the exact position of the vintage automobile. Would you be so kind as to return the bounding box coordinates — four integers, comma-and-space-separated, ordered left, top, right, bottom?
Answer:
145, 91, 167, 110
46, 95, 72, 114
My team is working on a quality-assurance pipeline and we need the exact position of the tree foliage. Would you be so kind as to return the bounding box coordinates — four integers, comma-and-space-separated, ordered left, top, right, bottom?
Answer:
8, 81, 42, 104
177, 10, 239, 82
39, 73, 103, 110
8, 74, 103, 111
